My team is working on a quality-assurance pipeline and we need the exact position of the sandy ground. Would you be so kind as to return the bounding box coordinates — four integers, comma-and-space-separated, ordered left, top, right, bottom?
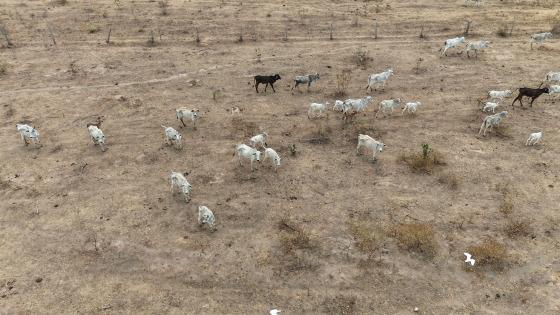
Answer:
1, 0, 560, 314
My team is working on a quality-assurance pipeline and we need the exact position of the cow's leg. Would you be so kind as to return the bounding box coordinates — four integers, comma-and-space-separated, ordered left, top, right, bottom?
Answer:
291, 81, 298, 91
271, 83, 276, 93
255, 82, 260, 93
180, 118, 186, 127
530, 96, 538, 107
356, 143, 361, 154
264, 83, 269, 92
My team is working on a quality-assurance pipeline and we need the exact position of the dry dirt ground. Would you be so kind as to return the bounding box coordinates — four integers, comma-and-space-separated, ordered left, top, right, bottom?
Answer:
1, 0, 560, 314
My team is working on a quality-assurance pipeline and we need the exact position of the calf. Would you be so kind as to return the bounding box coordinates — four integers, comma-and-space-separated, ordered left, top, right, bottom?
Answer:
402, 101, 422, 115
170, 171, 192, 203
16, 123, 40, 146
511, 87, 549, 109
488, 90, 512, 101
87, 125, 107, 151
162, 125, 183, 149
482, 101, 499, 113
479, 111, 508, 136
292, 73, 320, 91
234, 144, 261, 171
526, 131, 542, 146
465, 40, 490, 58
357, 134, 385, 161
344, 96, 374, 113
530, 32, 553, 49
375, 98, 402, 117
544, 72, 560, 83
308, 102, 329, 119
263, 147, 281, 172
366, 69, 393, 91
198, 206, 216, 231
441, 37, 465, 56
249, 132, 268, 148
254, 74, 281, 93
176, 108, 199, 129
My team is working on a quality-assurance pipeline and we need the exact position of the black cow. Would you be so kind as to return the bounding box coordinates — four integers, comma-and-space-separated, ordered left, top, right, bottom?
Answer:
511, 87, 550, 109
254, 74, 281, 93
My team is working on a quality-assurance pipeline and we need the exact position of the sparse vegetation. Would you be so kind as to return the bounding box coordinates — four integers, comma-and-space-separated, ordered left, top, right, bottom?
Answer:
158, 0, 169, 15
348, 222, 381, 258
87, 24, 100, 34
505, 219, 531, 238
255, 48, 262, 63
496, 183, 515, 216
323, 295, 357, 315
496, 24, 514, 37
355, 47, 370, 69
467, 239, 509, 270
437, 172, 459, 190
51, 0, 68, 6
334, 69, 351, 97
400, 143, 445, 174
390, 223, 437, 258
0, 62, 7, 75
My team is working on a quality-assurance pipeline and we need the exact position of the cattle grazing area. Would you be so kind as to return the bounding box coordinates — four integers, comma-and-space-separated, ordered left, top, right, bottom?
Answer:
2, 0, 560, 314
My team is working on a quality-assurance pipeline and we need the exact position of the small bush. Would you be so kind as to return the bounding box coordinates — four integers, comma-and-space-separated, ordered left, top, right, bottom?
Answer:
400, 144, 445, 174
323, 295, 357, 315
52, 0, 68, 6
496, 183, 514, 216
467, 239, 509, 270
88, 25, 100, 33
355, 47, 370, 69
504, 219, 531, 238
499, 199, 513, 216
437, 172, 459, 190
496, 26, 511, 37
551, 21, 560, 35
278, 216, 317, 254
0, 62, 7, 75
390, 223, 437, 257
334, 69, 351, 97
348, 222, 381, 256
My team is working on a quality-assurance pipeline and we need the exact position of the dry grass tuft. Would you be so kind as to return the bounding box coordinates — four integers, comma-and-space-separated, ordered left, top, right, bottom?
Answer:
354, 47, 370, 69
88, 25, 100, 34
334, 69, 351, 98
400, 144, 445, 174
278, 216, 317, 254
390, 223, 437, 257
51, 0, 68, 6
504, 219, 531, 238
467, 239, 509, 270
437, 172, 459, 189
496, 183, 514, 216
323, 295, 357, 315
230, 116, 258, 138
348, 222, 381, 257
0, 62, 6, 75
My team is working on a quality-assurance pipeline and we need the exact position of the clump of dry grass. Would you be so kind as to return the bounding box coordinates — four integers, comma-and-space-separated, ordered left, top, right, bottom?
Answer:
0, 62, 6, 75
51, 0, 68, 6
278, 216, 317, 254
230, 116, 258, 138
390, 223, 437, 257
496, 24, 513, 37
88, 24, 100, 34
496, 183, 514, 216
348, 222, 381, 257
504, 219, 531, 238
437, 172, 459, 190
400, 143, 445, 174
334, 69, 351, 98
467, 239, 509, 270
323, 295, 357, 315
354, 47, 370, 69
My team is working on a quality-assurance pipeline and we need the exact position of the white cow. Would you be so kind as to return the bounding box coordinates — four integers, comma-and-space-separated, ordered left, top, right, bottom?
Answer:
198, 206, 216, 231
332, 100, 351, 112
263, 147, 281, 172
162, 125, 182, 149
366, 69, 393, 91
356, 134, 385, 160
345, 96, 373, 113
234, 144, 261, 171
479, 111, 508, 136
176, 108, 199, 129
376, 99, 402, 117
402, 101, 422, 115
544, 72, 560, 83
16, 123, 40, 146
465, 40, 490, 58
249, 132, 268, 148
170, 171, 192, 202
548, 85, 560, 94
482, 101, 499, 113
441, 36, 465, 56
530, 32, 553, 49
464, 0, 482, 6
526, 131, 542, 146
488, 90, 512, 101
87, 125, 107, 151
308, 102, 329, 119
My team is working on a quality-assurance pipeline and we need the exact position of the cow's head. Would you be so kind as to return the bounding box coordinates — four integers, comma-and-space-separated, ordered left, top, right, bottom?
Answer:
274, 74, 281, 80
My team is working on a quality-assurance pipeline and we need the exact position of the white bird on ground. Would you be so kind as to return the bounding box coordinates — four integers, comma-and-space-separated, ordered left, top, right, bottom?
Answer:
464, 252, 475, 266
270, 309, 281, 315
